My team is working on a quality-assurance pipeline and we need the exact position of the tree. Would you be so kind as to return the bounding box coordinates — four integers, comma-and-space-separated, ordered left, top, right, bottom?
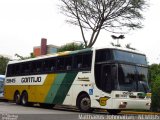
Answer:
151, 75, 160, 112
0, 56, 10, 74
148, 64, 160, 85
148, 64, 160, 112
60, 0, 147, 48
58, 42, 84, 52
15, 53, 35, 60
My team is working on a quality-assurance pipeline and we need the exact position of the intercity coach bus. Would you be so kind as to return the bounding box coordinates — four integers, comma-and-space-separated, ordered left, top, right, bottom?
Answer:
0, 75, 5, 98
4, 46, 151, 114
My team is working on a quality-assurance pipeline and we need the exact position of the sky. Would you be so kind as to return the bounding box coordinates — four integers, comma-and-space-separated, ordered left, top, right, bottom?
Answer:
0, 0, 160, 64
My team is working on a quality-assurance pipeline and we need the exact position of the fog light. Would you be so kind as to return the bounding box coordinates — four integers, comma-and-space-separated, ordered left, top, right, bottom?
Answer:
119, 102, 127, 108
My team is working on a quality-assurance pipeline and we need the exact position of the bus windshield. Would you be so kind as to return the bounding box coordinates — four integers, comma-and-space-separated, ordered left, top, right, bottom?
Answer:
118, 64, 150, 93
113, 50, 147, 65
95, 49, 150, 93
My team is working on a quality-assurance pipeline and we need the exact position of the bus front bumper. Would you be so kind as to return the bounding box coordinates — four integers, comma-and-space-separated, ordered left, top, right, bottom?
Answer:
111, 98, 151, 110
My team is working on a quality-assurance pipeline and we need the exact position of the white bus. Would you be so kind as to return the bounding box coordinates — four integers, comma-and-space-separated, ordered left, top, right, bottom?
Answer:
0, 75, 5, 98
4, 46, 151, 114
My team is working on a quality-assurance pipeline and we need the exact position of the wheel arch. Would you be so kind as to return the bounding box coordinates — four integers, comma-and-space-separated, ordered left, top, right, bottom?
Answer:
76, 91, 90, 107
21, 90, 28, 95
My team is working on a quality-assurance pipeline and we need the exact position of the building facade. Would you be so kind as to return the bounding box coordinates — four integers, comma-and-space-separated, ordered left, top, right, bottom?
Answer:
33, 38, 59, 57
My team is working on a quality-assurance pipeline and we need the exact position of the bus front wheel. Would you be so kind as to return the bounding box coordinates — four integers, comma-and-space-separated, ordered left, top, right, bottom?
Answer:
21, 91, 28, 106
14, 91, 21, 105
77, 94, 92, 112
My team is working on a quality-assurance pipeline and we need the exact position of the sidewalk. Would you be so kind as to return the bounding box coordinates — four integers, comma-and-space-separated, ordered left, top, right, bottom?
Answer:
121, 111, 160, 115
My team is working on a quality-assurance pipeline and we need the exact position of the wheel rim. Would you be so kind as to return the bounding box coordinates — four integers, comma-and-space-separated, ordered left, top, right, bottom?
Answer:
15, 94, 20, 104
22, 93, 27, 105
80, 97, 91, 111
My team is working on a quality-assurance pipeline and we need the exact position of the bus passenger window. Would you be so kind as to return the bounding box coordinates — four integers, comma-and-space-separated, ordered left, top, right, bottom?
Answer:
82, 53, 92, 69
7, 65, 15, 76
43, 58, 56, 73
36, 61, 42, 73
73, 52, 92, 71
73, 54, 82, 69
66, 65, 71, 70
65, 56, 72, 71
78, 63, 82, 68
57, 58, 65, 71
95, 49, 112, 63
43, 60, 50, 72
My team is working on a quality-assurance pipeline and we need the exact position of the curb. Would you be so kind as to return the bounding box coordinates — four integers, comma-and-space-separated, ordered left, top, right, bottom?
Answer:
121, 111, 160, 115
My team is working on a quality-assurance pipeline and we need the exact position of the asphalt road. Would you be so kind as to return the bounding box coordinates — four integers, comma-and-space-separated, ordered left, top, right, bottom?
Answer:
0, 102, 114, 120
0, 101, 160, 120
0, 102, 83, 120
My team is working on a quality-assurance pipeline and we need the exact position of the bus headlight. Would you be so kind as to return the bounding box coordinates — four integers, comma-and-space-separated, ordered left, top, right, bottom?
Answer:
119, 102, 127, 108
146, 103, 151, 106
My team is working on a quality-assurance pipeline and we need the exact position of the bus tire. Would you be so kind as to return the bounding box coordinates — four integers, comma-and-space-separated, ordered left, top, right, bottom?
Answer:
14, 91, 21, 105
21, 91, 28, 106
107, 109, 121, 115
77, 94, 92, 112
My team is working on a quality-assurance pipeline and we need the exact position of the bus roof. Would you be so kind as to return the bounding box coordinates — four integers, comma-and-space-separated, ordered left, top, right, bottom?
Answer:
8, 46, 145, 65
93, 45, 144, 55
8, 48, 92, 64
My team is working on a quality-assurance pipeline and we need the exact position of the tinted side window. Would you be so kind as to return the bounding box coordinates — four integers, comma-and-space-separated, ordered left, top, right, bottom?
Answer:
21, 63, 30, 75
7, 63, 23, 76
14, 64, 21, 76
30, 61, 43, 74
73, 52, 92, 71
43, 58, 56, 72
83, 53, 92, 69
6, 65, 13, 77
74, 54, 83, 69
56, 56, 73, 72
57, 57, 65, 71
95, 49, 112, 63
65, 56, 72, 71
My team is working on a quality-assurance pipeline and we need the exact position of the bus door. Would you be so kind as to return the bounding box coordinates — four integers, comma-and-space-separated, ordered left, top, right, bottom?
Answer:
99, 64, 118, 106
101, 64, 118, 93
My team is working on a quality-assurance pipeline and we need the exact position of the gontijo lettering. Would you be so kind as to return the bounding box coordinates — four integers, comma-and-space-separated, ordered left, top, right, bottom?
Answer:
21, 77, 41, 83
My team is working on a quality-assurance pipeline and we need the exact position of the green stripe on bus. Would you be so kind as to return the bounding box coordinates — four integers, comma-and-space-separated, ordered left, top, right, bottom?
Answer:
45, 73, 66, 103
52, 72, 78, 104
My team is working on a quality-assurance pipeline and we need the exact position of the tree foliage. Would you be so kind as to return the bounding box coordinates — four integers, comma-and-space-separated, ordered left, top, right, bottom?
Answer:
151, 75, 160, 112
15, 53, 35, 60
0, 56, 10, 75
149, 64, 160, 82
149, 64, 160, 112
57, 42, 84, 52
60, 0, 147, 47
